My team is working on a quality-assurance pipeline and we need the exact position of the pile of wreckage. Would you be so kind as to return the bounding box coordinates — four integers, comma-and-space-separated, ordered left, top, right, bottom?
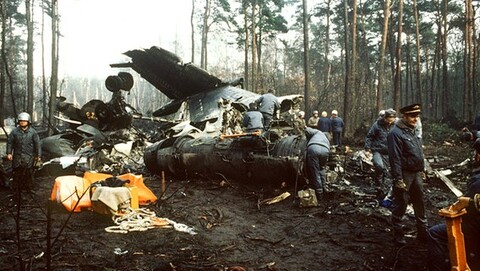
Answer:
40, 46, 309, 185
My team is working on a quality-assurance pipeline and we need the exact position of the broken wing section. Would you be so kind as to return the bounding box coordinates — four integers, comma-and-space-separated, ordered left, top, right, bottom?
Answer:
120, 46, 222, 100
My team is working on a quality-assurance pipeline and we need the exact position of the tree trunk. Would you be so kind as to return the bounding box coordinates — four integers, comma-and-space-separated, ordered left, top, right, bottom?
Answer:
405, 30, 411, 105
48, 0, 59, 136
41, 0, 47, 125
323, 0, 331, 88
343, 0, 351, 134
440, 0, 449, 116
191, 0, 195, 63
303, 0, 311, 116
413, 0, 422, 104
243, 1, 249, 90
349, 0, 357, 134
0, 0, 6, 123
257, 26, 263, 90
472, 4, 478, 118
393, 0, 403, 110
464, 0, 474, 121
376, 0, 390, 112
424, 47, 431, 117
251, 0, 257, 92
200, 0, 210, 69
26, 0, 34, 118
432, 25, 441, 119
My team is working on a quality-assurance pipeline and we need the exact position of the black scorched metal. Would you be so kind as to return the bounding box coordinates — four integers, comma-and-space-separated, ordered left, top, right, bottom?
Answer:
144, 134, 306, 184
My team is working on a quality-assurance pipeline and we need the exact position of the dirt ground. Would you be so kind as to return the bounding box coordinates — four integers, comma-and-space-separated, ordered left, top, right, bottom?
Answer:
0, 140, 473, 271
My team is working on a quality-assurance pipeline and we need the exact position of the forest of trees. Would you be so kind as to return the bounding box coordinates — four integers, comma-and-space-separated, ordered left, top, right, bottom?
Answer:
0, 0, 479, 136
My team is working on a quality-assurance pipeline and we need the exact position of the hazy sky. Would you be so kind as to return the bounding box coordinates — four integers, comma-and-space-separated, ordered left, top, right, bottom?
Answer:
50, 0, 193, 77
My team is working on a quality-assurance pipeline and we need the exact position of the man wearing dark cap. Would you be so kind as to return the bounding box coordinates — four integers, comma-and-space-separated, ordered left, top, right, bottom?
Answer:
365, 108, 396, 194
427, 138, 480, 271
387, 103, 428, 245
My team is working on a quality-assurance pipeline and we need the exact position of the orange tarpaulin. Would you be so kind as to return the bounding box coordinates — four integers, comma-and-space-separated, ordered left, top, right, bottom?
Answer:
50, 172, 157, 212
117, 173, 158, 205
50, 175, 92, 212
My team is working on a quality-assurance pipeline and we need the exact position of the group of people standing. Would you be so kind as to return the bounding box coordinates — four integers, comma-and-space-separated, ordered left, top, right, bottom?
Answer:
363, 103, 480, 271
305, 109, 345, 147
303, 103, 428, 245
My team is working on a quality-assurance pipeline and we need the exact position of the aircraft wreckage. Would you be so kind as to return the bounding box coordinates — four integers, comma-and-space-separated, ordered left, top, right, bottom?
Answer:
45, 46, 313, 185
114, 46, 309, 185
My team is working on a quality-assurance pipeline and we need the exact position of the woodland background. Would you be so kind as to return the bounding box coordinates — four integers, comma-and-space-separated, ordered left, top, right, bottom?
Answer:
1, 0, 479, 136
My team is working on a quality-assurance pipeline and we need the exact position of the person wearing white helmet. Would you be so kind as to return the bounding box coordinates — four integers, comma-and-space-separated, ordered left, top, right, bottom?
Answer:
6, 112, 41, 194
317, 111, 332, 140
330, 110, 344, 147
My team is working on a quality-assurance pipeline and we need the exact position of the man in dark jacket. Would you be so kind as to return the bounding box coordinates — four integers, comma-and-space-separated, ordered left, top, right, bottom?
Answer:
365, 108, 396, 192
427, 138, 480, 271
6, 112, 41, 193
317, 111, 331, 140
242, 103, 264, 133
256, 89, 280, 130
387, 104, 427, 245
330, 110, 344, 147
305, 127, 331, 199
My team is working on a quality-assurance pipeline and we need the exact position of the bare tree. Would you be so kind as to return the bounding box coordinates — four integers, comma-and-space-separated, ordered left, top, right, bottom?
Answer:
26, 0, 34, 117
464, 0, 474, 121
376, 0, 391, 113
191, 0, 195, 63
251, 0, 257, 92
323, 0, 331, 88
0, 0, 6, 124
243, 0, 249, 90
47, 0, 58, 136
393, 0, 404, 110
440, 0, 448, 116
41, 0, 47, 124
302, 0, 311, 116
343, 0, 351, 135
200, 0, 210, 69
413, 0, 422, 105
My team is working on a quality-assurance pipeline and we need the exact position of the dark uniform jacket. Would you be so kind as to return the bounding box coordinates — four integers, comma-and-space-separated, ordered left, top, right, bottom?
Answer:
7, 126, 41, 168
243, 110, 264, 131
365, 118, 391, 155
387, 119, 424, 181
305, 128, 330, 149
256, 93, 279, 115
462, 169, 480, 237
331, 117, 344, 133
317, 117, 331, 133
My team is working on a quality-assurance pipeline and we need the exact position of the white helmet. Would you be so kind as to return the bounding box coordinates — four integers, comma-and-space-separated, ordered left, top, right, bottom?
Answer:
18, 112, 31, 122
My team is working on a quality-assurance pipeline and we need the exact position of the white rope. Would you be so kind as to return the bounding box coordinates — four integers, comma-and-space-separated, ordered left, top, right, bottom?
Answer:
104, 207, 197, 235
